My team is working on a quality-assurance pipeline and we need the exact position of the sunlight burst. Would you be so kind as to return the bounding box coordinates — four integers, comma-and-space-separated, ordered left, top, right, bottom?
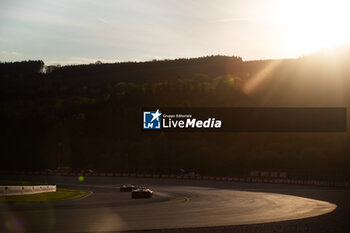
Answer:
278, 0, 350, 55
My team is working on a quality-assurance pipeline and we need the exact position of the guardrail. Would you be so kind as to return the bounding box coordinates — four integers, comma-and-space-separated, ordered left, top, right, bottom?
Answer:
0, 185, 56, 196
4, 171, 350, 188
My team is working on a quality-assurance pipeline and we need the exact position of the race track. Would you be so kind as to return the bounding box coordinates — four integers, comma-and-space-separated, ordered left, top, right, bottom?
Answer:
0, 176, 337, 232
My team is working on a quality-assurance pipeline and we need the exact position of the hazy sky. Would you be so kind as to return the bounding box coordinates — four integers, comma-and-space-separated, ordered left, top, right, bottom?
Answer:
1, 0, 349, 65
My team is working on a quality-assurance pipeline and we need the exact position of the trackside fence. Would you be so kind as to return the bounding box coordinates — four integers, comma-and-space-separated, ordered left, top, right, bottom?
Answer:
6, 171, 350, 188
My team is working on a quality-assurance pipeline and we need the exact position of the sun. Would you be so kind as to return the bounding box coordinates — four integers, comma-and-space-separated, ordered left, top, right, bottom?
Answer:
277, 0, 350, 55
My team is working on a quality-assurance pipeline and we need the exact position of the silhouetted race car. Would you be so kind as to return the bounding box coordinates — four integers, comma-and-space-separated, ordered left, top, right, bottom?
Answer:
131, 188, 153, 198
120, 184, 136, 192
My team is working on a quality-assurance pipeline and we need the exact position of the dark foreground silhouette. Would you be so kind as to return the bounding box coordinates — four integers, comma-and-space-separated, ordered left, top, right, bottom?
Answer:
1, 46, 350, 180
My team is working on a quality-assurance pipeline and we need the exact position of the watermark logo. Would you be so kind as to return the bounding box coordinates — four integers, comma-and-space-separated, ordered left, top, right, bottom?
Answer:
143, 109, 162, 129
141, 107, 345, 132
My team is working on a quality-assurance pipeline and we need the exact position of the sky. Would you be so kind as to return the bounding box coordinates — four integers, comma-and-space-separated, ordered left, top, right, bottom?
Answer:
1, 0, 350, 65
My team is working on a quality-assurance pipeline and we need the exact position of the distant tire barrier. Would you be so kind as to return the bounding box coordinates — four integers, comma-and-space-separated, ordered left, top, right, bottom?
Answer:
0, 185, 56, 196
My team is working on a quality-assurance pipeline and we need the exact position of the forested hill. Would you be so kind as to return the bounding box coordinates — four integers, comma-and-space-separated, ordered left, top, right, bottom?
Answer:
1, 53, 350, 179
47, 55, 245, 83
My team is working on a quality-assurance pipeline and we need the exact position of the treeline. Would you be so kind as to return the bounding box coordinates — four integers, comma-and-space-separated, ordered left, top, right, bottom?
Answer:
1, 54, 350, 180
0, 60, 44, 77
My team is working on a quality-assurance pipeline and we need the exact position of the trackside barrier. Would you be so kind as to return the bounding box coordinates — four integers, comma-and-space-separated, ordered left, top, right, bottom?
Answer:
0, 185, 56, 196
11, 171, 350, 188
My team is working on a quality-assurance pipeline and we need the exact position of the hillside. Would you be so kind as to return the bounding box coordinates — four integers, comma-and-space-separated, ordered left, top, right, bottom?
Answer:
1, 51, 350, 179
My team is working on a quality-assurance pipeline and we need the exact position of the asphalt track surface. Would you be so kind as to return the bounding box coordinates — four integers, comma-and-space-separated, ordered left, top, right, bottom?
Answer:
0, 176, 349, 233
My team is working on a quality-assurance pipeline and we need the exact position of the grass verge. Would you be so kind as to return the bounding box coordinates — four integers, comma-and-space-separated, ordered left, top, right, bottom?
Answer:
0, 188, 90, 203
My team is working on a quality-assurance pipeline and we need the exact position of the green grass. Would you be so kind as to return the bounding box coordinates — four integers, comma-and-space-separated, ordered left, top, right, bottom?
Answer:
0, 188, 90, 203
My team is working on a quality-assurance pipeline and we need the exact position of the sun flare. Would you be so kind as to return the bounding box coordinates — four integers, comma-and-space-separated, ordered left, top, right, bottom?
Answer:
277, 0, 350, 55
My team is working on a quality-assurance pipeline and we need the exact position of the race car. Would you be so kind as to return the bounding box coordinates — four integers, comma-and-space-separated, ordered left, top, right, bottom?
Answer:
131, 188, 153, 198
120, 184, 136, 192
